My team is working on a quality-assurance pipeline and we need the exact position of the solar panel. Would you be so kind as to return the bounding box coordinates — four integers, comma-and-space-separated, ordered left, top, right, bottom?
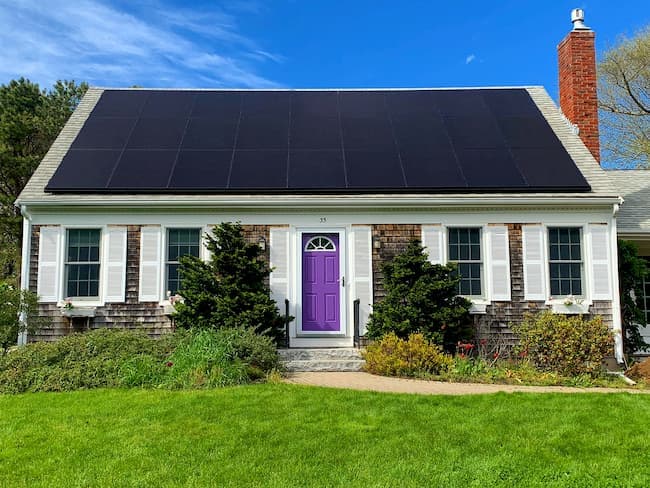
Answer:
45, 88, 591, 194
346, 150, 405, 189
511, 147, 588, 189
126, 118, 187, 149
229, 150, 288, 189
288, 150, 346, 188
108, 150, 177, 189
456, 148, 527, 188
182, 118, 238, 150
168, 150, 231, 189
48, 150, 121, 189
72, 117, 137, 149
91, 90, 148, 117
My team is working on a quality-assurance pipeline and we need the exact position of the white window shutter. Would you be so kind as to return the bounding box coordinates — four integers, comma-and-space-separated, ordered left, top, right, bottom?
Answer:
522, 225, 547, 300
352, 226, 373, 335
201, 225, 212, 262
269, 227, 289, 309
104, 227, 127, 303
487, 226, 511, 301
37, 226, 62, 302
139, 226, 162, 302
589, 224, 612, 300
421, 225, 443, 264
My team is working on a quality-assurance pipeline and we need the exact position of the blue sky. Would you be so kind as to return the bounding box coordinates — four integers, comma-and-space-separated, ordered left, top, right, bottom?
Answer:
1, 0, 648, 101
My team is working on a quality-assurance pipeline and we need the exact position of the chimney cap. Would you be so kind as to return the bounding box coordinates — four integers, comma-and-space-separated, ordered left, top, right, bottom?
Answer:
571, 8, 590, 30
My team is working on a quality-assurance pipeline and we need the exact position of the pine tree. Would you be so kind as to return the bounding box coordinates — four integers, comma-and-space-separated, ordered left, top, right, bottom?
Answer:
366, 240, 472, 347
173, 222, 286, 342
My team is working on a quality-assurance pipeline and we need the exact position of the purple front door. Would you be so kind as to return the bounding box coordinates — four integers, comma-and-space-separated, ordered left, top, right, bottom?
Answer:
302, 233, 341, 333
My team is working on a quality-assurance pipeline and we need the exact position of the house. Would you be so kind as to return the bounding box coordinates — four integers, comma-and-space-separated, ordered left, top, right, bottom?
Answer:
15, 9, 625, 361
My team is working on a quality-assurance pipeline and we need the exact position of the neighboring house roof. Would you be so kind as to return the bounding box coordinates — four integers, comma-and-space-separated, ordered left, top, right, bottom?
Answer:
607, 170, 650, 234
17, 86, 619, 206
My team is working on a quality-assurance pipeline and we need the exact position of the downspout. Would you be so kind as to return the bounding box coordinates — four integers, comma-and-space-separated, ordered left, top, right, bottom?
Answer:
17, 205, 32, 346
610, 199, 624, 363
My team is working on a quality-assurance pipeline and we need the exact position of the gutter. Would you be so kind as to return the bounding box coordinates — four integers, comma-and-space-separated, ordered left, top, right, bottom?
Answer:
17, 205, 32, 346
15, 194, 622, 209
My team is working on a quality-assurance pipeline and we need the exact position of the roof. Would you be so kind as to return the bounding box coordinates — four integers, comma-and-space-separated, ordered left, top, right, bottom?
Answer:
17, 86, 620, 206
608, 170, 650, 234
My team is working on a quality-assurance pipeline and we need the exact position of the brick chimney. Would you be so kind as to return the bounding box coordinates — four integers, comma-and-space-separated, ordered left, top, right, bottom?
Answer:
558, 8, 600, 163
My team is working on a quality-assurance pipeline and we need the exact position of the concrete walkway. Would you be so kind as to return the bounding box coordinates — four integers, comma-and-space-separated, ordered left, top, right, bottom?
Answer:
285, 371, 648, 395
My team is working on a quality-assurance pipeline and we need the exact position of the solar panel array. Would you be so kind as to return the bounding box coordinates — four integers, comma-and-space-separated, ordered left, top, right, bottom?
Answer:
45, 88, 591, 193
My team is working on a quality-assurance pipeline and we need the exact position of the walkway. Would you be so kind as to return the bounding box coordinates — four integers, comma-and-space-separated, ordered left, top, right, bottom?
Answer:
284, 371, 647, 395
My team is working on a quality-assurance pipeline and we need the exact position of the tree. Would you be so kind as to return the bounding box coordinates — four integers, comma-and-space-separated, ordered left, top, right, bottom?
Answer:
0, 282, 50, 354
598, 27, 650, 167
618, 240, 649, 354
365, 240, 473, 348
173, 222, 287, 342
0, 78, 88, 283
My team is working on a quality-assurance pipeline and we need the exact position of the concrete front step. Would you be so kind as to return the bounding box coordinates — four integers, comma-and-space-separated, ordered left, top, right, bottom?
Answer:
278, 348, 365, 372
283, 359, 365, 372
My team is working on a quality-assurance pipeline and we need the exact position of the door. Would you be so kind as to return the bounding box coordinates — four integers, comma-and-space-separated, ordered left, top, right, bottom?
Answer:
301, 233, 341, 333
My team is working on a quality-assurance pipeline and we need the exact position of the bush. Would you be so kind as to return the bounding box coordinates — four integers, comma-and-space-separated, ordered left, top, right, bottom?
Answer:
158, 328, 280, 389
173, 222, 287, 343
0, 329, 177, 393
365, 240, 472, 347
0, 282, 50, 354
363, 332, 453, 377
0, 328, 280, 393
512, 311, 614, 377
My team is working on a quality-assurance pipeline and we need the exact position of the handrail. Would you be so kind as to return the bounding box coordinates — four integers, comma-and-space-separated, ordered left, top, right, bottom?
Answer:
353, 299, 360, 348
284, 298, 290, 348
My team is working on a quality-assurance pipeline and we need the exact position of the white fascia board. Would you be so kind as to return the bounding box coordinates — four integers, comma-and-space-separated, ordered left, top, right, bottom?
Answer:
18, 194, 621, 210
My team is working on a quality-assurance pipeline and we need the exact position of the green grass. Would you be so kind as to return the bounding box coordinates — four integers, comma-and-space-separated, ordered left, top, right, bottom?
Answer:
1, 385, 650, 487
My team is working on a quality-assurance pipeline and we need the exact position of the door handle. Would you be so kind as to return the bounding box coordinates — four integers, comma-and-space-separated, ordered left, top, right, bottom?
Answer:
341, 276, 345, 287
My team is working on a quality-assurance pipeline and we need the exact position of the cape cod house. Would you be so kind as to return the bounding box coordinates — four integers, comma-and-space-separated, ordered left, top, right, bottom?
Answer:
15, 10, 626, 361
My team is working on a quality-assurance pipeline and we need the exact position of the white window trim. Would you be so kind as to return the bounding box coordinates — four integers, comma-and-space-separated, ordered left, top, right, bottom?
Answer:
542, 223, 593, 312
159, 225, 204, 304
57, 225, 108, 308
443, 225, 489, 310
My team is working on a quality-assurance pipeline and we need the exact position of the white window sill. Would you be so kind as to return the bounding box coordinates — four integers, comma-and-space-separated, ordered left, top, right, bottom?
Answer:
546, 299, 591, 315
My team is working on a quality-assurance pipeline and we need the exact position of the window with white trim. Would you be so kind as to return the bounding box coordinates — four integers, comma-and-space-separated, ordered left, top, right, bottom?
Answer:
166, 228, 201, 295
548, 227, 583, 296
65, 229, 101, 298
448, 227, 482, 296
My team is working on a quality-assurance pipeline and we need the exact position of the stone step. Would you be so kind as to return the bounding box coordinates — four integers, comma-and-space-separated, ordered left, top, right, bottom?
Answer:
277, 348, 363, 361
283, 359, 365, 372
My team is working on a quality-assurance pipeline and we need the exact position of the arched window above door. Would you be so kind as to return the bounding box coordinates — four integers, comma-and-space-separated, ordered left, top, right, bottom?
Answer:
304, 236, 336, 252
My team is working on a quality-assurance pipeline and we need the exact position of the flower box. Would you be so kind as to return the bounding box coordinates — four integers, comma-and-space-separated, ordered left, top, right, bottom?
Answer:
61, 308, 96, 318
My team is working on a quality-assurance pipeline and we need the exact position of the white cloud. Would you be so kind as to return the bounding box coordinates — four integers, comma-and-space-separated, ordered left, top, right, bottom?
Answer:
465, 54, 476, 65
0, 0, 281, 88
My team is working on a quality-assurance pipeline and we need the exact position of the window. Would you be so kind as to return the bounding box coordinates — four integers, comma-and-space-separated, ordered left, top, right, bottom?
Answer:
166, 228, 201, 295
548, 227, 583, 296
305, 236, 336, 251
448, 228, 482, 296
65, 229, 101, 298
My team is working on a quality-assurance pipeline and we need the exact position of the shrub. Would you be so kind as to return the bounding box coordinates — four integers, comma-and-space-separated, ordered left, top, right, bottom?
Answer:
159, 328, 280, 388
0, 327, 281, 393
363, 332, 453, 377
512, 311, 614, 377
618, 240, 649, 354
0, 282, 50, 354
365, 240, 472, 347
0, 329, 177, 393
173, 222, 288, 342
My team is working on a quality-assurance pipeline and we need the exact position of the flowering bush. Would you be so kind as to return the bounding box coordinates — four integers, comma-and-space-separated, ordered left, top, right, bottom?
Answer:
363, 332, 453, 377
512, 311, 613, 377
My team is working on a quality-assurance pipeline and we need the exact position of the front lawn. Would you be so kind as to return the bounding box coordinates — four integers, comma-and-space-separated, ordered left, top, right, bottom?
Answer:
1, 385, 649, 487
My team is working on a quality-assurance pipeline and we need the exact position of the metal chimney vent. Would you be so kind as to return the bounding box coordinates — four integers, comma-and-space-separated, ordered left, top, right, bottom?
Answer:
571, 8, 589, 30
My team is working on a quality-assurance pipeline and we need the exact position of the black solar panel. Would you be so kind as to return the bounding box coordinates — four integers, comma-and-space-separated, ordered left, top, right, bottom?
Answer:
45, 88, 591, 193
